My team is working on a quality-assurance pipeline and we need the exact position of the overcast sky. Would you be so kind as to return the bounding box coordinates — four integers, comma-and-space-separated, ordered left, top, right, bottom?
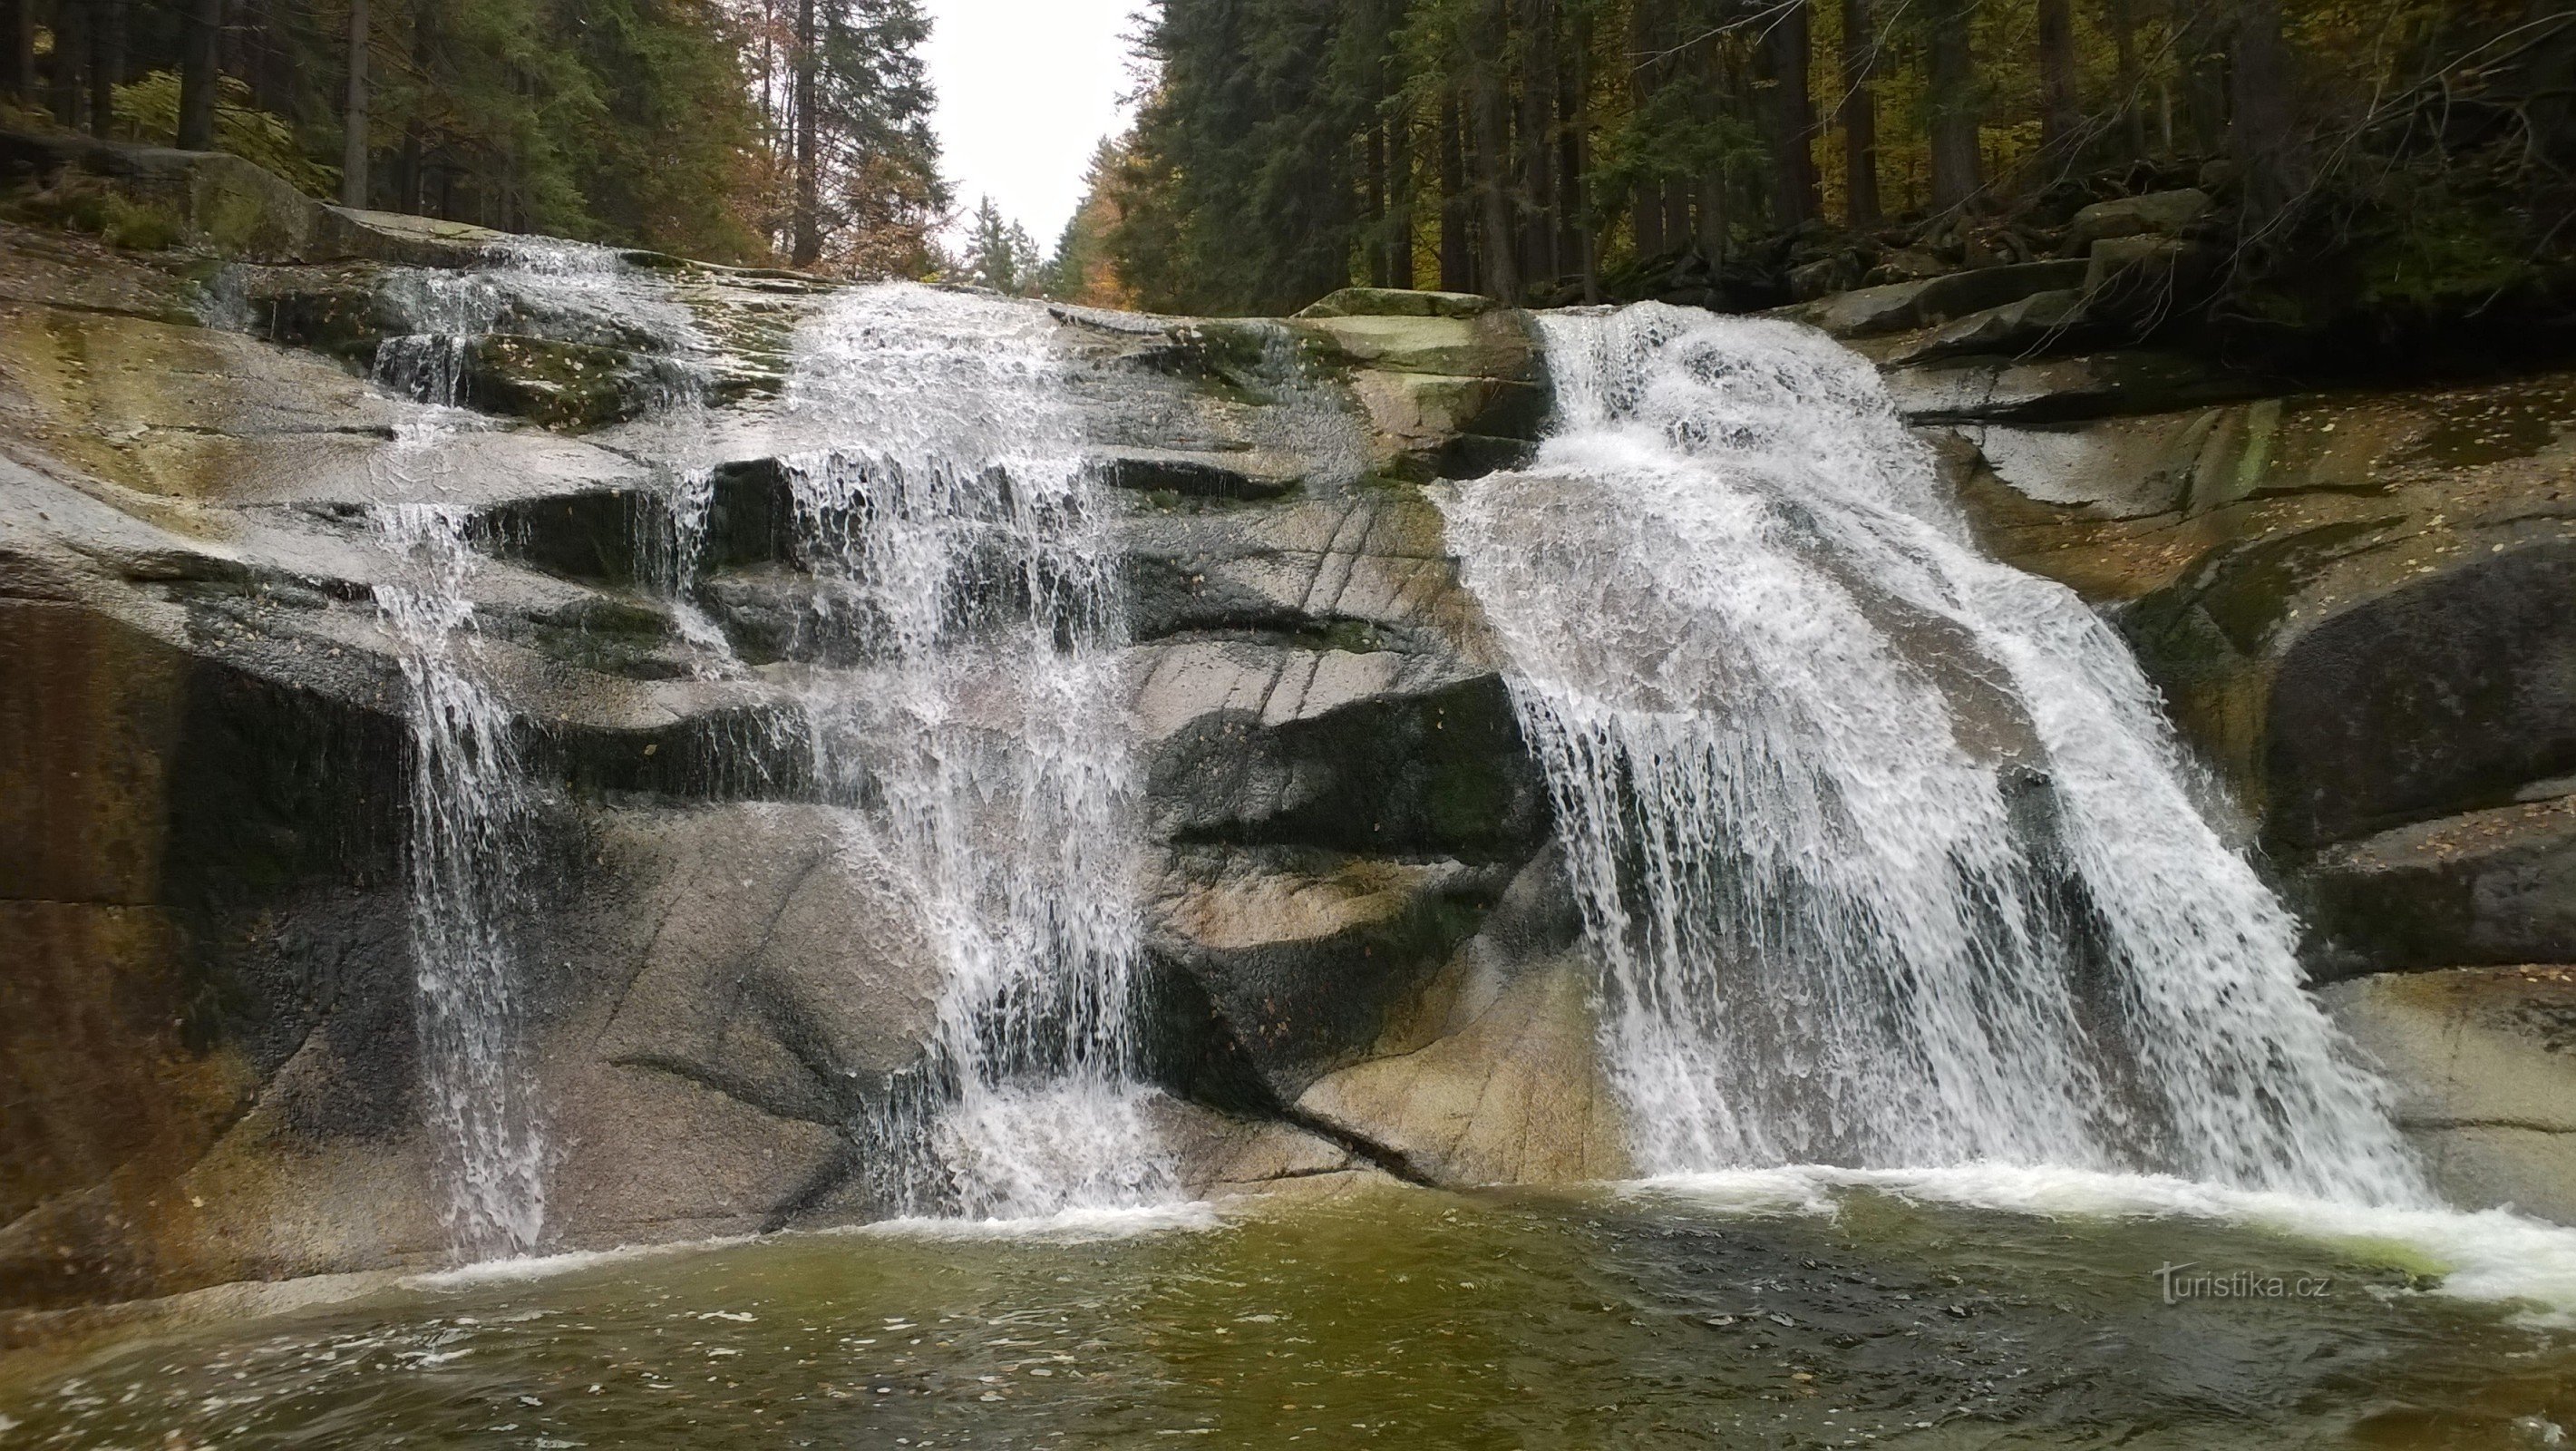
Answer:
922, 0, 1142, 249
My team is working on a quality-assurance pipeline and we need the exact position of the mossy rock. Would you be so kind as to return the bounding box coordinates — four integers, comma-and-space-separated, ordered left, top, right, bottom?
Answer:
400, 334, 673, 431
2, 131, 323, 259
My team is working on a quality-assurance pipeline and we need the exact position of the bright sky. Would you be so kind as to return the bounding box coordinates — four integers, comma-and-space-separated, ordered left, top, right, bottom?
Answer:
922, 0, 1142, 250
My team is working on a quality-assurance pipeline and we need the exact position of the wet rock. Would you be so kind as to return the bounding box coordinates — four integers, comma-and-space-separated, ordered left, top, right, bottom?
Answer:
1887, 348, 2270, 423
2304, 795, 2576, 976
1096, 446, 1299, 501
1144, 1097, 1391, 1199
1144, 845, 1514, 1101
1346, 372, 1547, 474
1888, 289, 2090, 366
1293, 310, 1541, 382
582, 803, 942, 1123
1296, 287, 1496, 320
430, 334, 677, 432
2264, 541, 2576, 846
468, 486, 668, 585
1951, 372, 2576, 887
2321, 968, 2576, 1224
1292, 850, 1627, 1187
1787, 258, 2092, 340
1137, 651, 1546, 860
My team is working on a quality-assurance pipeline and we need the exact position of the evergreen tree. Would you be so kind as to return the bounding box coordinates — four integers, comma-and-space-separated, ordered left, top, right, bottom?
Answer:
4, 0, 938, 269
963, 195, 1042, 295
1085, 0, 2570, 324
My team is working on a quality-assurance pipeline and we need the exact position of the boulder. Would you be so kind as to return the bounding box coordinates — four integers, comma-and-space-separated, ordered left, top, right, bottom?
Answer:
1888, 288, 2090, 366
2065, 188, 2211, 254
1787, 258, 2092, 340
2261, 540, 2576, 846
2304, 794, 2576, 977
1296, 287, 1495, 320
1294, 310, 1542, 382
2082, 235, 2224, 326
1888, 348, 2271, 423
0, 130, 510, 266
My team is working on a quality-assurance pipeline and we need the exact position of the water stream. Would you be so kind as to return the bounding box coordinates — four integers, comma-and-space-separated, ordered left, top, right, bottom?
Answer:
762, 286, 1170, 1218
364, 239, 708, 1255
1438, 304, 2424, 1203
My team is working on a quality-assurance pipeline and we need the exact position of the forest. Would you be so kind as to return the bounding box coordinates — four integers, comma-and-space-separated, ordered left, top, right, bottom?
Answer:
2, 0, 2569, 350
0, 0, 944, 271
1078, 0, 2572, 360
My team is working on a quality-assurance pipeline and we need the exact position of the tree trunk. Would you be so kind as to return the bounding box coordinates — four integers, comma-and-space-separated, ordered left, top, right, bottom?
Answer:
1366, 119, 1391, 288
1760, 0, 1820, 228
4, 0, 34, 106
2036, 0, 2080, 166
176, 0, 221, 151
1839, 0, 1881, 227
1438, 97, 1472, 291
397, 0, 432, 214
51, 0, 88, 130
340, 0, 369, 208
87, 0, 118, 135
2106, 0, 2145, 158
1925, 0, 1982, 212
1690, 178, 1725, 264
1562, 10, 1596, 301
1515, 0, 1556, 288
2176, 0, 2227, 154
1628, 0, 1665, 258
1387, 107, 1417, 289
1470, 0, 1520, 301
2228, 0, 2303, 224
791, 0, 820, 266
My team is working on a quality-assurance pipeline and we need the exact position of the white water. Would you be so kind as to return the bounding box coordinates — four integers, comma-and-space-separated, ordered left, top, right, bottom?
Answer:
369, 490, 548, 1256
365, 239, 705, 1255
1637, 1163, 2576, 1326
770, 285, 1171, 1218
1438, 304, 2425, 1204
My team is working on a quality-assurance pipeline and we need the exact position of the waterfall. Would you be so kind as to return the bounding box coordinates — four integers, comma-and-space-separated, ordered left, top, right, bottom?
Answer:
364, 239, 700, 1254
370, 493, 549, 1256
762, 286, 1170, 1218
1438, 304, 2426, 1204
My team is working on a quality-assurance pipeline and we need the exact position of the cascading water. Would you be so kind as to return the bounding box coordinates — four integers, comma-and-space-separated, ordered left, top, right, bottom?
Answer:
762, 285, 1170, 1218
1439, 304, 2426, 1204
364, 239, 705, 1254
370, 493, 548, 1255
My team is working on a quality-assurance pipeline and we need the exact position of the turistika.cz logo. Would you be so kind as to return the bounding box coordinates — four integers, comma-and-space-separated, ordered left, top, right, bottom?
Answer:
2153, 1261, 2334, 1305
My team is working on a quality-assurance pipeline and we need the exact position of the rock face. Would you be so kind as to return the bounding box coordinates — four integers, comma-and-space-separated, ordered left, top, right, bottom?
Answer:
6, 135, 2574, 1325
1915, 331, 2576, 1219
1931, 370, 2576, 974
0, 161, 1589, 1322
2322, 969, 2576, 1222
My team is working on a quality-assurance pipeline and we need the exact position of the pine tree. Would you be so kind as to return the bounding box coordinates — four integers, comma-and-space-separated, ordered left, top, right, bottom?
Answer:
963, 196, 1041, 295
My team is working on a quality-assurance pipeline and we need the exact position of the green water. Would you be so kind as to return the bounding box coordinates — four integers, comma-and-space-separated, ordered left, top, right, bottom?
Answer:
6, 1182, 2572, 1449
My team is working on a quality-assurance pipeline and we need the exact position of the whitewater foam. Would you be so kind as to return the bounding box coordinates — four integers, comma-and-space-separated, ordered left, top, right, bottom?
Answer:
1634, 1163, 2576, 1325
1439, 303, 2425, 1203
